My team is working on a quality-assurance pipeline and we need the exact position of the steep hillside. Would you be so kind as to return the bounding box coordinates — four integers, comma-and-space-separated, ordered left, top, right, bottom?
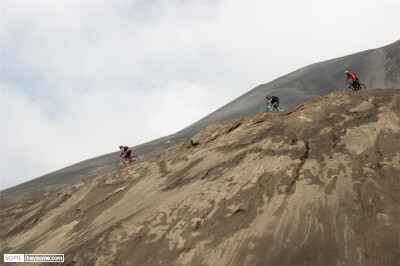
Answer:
1, 88, 399, 265
189, 40, 400, 130
1, 41, 398, 196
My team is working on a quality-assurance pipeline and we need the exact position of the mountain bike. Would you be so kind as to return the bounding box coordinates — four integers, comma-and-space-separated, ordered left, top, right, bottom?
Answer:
345, 82, 366, 92
266, 104, 287, 112
116, 155, 140, 169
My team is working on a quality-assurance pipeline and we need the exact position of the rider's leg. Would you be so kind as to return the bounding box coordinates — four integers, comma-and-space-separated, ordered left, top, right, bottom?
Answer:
355, 78, 360, 90
352, 79, 360, 91
351, 81, 357, 91
122, 151, 128, 162
126, 150, 132, 162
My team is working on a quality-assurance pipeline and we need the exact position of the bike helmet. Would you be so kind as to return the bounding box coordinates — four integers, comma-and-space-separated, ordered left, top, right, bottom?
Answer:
119, 145, 123, 148
266, 95, 271, 99
345, 70, 349, 75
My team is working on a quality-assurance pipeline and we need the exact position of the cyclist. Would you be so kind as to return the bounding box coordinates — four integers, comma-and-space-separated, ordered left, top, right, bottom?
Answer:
345, 70, 360, 91
119, 145, 131, 161
266, 95, 280, 111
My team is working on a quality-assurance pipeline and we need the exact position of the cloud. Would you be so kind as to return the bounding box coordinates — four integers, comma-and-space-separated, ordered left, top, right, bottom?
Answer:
1, 84, 64, 189
1, 0, 399, 190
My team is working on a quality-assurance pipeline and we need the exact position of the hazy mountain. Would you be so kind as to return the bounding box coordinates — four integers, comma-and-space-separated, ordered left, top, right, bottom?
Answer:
1, 40, 399, 198
189, 39, 399, 129
1, 88, 399, 265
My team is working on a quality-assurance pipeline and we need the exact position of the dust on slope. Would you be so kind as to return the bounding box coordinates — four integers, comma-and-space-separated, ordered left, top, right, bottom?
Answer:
1, 88, 399, 265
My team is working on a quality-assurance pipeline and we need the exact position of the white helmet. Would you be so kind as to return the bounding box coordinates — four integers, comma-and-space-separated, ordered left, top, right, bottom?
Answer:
345, 70, 349, 75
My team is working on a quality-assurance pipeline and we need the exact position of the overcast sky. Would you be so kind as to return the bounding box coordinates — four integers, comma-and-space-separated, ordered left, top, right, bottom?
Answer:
1, 0, 399, 190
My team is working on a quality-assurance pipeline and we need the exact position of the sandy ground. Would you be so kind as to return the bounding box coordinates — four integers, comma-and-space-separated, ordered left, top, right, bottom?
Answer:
1, 88, 399, 265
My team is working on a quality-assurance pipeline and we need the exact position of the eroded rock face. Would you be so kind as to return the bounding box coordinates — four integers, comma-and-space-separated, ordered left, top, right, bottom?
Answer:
1, 89, 400, 265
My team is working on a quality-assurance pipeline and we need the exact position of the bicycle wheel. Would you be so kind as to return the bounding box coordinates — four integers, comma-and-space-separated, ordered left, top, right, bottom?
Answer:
359, 84, 367, 90
130, 156, 139, 164
116, 160, 126, 170
278, 106, 288, 111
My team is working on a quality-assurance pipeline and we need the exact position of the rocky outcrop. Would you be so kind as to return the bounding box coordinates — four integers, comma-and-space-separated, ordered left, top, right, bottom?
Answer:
1, 88, 399, 265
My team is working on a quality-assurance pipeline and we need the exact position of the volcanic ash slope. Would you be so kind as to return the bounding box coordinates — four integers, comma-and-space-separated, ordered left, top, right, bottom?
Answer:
1, 88, 400, 265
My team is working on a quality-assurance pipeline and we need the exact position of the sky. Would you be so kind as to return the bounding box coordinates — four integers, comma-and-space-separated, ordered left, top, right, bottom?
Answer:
1, 0, 399, 190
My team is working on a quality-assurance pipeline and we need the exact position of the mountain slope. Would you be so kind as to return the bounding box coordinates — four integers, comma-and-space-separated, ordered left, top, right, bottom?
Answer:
1, 88, 399, 265
189, 39, 400, 130
1, 40, 399, 197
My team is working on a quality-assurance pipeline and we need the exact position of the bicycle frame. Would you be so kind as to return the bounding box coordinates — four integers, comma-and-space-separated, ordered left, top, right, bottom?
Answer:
116, 155, 139, 170
266, 101, 281, 112
121, 156, 136, 164
349, 83, 358, 91
266, 105, 278, 112
346, 83, 365, 92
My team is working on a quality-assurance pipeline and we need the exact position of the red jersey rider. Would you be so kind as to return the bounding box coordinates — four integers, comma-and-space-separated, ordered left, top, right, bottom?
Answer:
345, 70, 360, 90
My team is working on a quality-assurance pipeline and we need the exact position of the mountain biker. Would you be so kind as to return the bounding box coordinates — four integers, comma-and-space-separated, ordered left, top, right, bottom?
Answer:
119, 145, 131, 161
266, 95, 280, 111
345, 70, 360, 90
